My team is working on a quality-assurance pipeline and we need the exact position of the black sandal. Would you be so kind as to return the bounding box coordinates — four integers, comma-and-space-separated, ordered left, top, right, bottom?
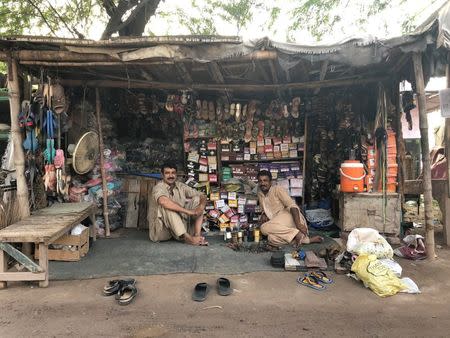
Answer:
103, 279, 135, 296
116, 284, 138, 305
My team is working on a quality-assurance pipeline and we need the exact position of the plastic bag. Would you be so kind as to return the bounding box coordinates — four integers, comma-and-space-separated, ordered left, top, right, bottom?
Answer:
347, 228, 393, 259
394, 234, 426, 260
305, 208, 334, 229
379, 259, 402, 277
351, 254, 406, 297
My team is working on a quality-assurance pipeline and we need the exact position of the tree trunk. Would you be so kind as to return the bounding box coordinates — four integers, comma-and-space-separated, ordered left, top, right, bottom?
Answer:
412, 52, 435, 260
7, 59, 30, 220
101, 0, 161, 39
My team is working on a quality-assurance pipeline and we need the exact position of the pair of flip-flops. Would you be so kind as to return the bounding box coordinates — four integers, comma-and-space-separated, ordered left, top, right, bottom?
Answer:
192, 277, 232, 302
103, 279, 137, 305
297, 271, 333, 291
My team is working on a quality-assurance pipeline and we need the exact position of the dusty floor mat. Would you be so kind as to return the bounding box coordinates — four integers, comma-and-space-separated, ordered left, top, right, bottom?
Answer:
49, 229, 338, 280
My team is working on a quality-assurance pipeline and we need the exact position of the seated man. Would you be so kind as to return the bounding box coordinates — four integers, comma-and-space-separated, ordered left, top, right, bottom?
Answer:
149, 162, 208, 246
257, 170, 322, 248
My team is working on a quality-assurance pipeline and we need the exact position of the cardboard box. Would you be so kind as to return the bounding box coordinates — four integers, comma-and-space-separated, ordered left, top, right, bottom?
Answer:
35, 228, 89, 262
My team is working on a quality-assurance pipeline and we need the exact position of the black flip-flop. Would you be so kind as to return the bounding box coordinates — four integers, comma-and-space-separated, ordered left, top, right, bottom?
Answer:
192, 282, 209, 302
102, 279, 135, 296
217, 277, 232, 296
116, 284, 138, 306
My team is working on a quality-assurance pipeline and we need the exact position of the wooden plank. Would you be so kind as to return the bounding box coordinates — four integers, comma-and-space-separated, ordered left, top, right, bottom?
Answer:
0, 243, 43, 272
0, 204, 94, 243
125, 179, 140, 228
38, 243, 48, 287
0, 272, 46, 281
35, 244, 88, 262
34, 202, 94, 215
138, 180, 149, 229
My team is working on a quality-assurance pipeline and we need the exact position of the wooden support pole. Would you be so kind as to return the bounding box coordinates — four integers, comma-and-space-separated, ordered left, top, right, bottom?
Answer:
412, 52, 435, 260
444, 52, 450, 245
392, 83, 406, 205
95, 88, 111, 237
446, 53, 450, 197
38, 243, 48, 287
7, 59, 30, 220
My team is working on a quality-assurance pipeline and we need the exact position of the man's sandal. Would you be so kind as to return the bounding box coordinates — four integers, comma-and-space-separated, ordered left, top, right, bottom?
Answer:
297, 275, 326, 291
309, 270, 333, 284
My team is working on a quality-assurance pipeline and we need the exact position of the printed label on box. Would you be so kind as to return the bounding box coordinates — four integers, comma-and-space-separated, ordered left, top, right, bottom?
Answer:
187, 152, 199, 163
210, 192, 220, 201
228, 199, 238, 207
198, 173, 208, 181
215, 199, 226, 208
228, 192, 237, 200
199, 157, 208, 165
290, 178, 303, 188
289, 150, 298, 158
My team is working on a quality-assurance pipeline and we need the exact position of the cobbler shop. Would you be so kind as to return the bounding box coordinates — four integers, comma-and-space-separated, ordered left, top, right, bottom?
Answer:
0, 10, 449, 288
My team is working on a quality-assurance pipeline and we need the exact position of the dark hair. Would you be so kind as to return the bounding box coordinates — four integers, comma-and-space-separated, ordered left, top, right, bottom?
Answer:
161, 162, 178, 173
257, 170, 272, 181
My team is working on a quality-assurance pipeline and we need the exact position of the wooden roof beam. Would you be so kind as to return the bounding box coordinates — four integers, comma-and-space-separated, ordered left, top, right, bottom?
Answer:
175, 62, 193, 84
268, 60, 279, 84
208, 62, 225, 84
314, 60, 329, 94
59, 74, 389, 92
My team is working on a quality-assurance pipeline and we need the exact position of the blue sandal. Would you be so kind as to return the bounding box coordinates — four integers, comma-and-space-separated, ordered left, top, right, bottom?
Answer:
297, 275, 326, 291
309, 270, 333, 284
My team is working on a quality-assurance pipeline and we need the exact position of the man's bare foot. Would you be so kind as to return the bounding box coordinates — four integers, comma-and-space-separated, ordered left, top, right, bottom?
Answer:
184, 234, 208, 246
292, 232, 305, 248
309, 235, 323, 243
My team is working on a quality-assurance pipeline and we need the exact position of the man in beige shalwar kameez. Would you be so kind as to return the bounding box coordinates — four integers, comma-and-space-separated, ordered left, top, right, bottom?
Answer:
148, 162, 208, 246
257, 170, 322, 247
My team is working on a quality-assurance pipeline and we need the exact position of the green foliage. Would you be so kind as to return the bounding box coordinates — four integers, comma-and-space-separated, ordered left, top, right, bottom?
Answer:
289, 0, 341, 41
288, 0, 442, 42
0, 0, 103, 37
160, 0, 270, 36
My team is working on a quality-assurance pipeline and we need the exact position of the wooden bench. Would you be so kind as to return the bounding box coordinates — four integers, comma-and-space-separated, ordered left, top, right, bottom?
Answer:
0, 202, 96, 288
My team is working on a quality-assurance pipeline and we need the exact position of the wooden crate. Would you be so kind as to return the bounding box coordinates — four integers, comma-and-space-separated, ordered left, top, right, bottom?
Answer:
35, 227, 89, 262
338, 192, 401, 235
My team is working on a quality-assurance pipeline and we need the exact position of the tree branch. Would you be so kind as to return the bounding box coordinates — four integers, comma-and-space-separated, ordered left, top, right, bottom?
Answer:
25, 0, 58, 37
102, 0, 117, 17
101, 0, 140, 39
45, 0, 84, 38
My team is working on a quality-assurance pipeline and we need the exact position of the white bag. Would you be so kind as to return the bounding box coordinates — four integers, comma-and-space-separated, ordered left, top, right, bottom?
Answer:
347, 228, 393, 259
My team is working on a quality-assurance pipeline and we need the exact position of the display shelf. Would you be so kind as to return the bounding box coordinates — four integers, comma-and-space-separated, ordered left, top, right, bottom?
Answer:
221, 157, 302, 164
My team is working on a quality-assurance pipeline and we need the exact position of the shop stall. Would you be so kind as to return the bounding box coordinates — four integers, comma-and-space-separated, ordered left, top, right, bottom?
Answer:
0, 26, 448, 246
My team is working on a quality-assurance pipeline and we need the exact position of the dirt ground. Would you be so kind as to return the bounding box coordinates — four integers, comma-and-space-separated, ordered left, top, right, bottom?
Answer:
1, 247, 450, 338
